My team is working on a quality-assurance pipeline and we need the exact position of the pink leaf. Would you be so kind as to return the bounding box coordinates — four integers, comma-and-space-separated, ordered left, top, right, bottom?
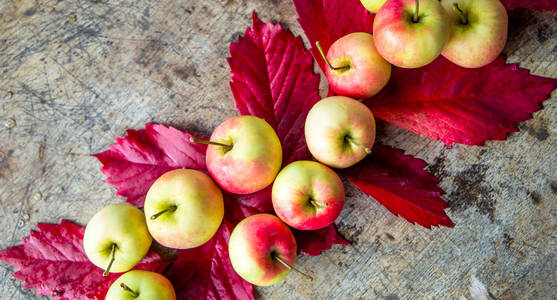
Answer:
365, 57, 557, 145
0, 220, 168, 300
344, 145, 454, 228
93, 123, 207, 207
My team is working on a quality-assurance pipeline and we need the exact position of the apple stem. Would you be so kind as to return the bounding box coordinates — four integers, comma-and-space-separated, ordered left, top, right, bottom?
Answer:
413, 0, 420, 22
151, 205, 178, 220
310, 199, 328, 209
315, 41, 350, 71
103, 244, 116, 277
345, 136, 372, 154
120, 283, 139, 298
453, 3, 468, 25
189, 137, 232, 150
274, 255, 314, 281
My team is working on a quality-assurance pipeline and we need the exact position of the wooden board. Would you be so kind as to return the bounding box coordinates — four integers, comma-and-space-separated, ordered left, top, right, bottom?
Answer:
0, 0, 555, 299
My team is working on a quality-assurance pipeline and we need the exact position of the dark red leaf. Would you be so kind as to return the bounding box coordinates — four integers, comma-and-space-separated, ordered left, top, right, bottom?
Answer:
501, 0, 557, 11
293, 0, 374, 72
292, 225, 349, 256
294, 0, 557, 146
228, 12, 321, 165
93, 123, 207, 207
365, 57, 557, 145
228, 12, 348, 252
343, 145, 454, 228
227, 186, 274, 214
164, 218, 254, 300
0, 220, 168, 300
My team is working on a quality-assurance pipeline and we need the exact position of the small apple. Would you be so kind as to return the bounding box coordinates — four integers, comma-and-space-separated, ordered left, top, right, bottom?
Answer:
272, 161, 345, 230
144, 169, 224, 249
305, 96, 376, 169
83, 203, 152, 275
228, 214, 311, 286
105, 270, 176, 300
360, 0, 388, 13
316, 32, 391, 99
190, 115, 282, 194
440, 0, 508, 68
373, 0, 450, 68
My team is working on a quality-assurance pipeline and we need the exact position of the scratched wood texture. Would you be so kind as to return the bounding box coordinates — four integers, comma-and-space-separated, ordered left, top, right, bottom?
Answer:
0, 0, 556, 299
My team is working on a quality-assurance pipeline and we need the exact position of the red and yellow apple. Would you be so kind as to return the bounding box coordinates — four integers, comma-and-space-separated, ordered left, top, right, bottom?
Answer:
228, 214, 297, 286
199, 116, 282, 194
373, 0, 450, 68
318, 32, 391, 99
105, 270, 176, 300
305, 96, 376, 169
83, 203, 152, 275
272, 161, 345, 230
144, 169, 224, 249
441, 0, 508, 68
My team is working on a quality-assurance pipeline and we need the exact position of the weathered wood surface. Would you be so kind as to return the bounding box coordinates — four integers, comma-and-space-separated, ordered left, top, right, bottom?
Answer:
0, 0, 555, 299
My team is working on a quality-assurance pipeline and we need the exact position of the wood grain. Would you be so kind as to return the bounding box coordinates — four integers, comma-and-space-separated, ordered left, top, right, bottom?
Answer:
0, 0, 555, 299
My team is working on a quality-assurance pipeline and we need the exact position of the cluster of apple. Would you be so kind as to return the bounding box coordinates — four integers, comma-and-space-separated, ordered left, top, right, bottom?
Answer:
81, 95, 376, 297
321, 0, 508, 99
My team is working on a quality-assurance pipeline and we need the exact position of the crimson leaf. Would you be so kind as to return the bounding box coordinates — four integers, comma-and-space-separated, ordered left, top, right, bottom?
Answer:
293, 0, 374, 73
228, 12, 321, 165
228, 12, 348, 253
343, 145, 454, 228
294, 0, 557, 146
501, 0, 557, 11
0, 220, 168, 300
365, 57, 557, 145
93, 123, 207, 207
163, 219, 253, 300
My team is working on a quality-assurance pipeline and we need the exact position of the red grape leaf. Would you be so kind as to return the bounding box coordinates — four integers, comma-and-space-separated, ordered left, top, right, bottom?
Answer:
292, 226, 350, 256
227, 12, 348, 252
0, 220, 168, 300
343, 145, 454, 228
365, 57, 557, 145
228, 12, 321, 165
93, 123, 207, 207
501, 0, 557, 11
293, 1, 557, 146
292, 0, 374, 72
164, 218, 254, 300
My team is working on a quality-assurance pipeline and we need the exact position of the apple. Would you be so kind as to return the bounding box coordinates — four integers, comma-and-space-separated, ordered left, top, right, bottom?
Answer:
440, 0, 508, 68
144, 169, 224, 249
316, 32, 391, 99
305, 96, 376, 169
373, 0, 450, 68
105, 270, 176, 300
83, 203, 152, 275
360, 0, 388, 13
229, 214, 311, 286
190, 115, 282, 194
272, 161, 345, 230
